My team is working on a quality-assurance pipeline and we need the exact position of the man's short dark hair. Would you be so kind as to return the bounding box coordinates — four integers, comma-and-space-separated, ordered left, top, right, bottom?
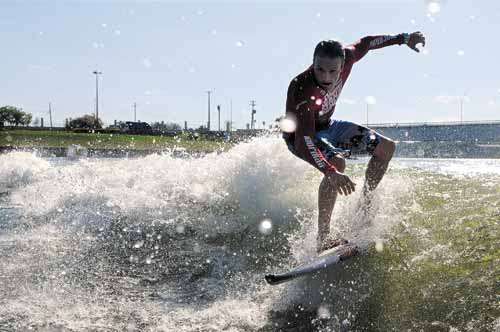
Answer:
313, 40, 345, 60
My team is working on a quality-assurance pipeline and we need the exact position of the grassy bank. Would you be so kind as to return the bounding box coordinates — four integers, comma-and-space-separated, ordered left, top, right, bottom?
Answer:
0, 129, 229, 152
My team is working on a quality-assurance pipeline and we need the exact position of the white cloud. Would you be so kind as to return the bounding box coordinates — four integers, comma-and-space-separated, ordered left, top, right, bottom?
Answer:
28, 64, 53, 71
143, 58, 152, 68
338, 98, 357, 105
434, 95, 456, 104
434, 95, 470, 104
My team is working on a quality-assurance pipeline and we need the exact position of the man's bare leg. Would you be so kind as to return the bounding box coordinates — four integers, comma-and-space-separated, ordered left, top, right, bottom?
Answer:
362, 138, 396, 205
317, 156, 346, 252
318, 176, 338, 245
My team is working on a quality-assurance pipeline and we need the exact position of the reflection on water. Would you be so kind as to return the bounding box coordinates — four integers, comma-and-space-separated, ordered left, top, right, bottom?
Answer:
0, 138, 499, 331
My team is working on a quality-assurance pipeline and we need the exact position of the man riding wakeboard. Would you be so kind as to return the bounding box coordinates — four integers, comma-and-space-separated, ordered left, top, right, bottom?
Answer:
282, 32, 426, 252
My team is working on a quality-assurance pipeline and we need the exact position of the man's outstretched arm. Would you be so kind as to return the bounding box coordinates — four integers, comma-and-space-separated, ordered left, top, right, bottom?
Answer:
348, 31, 426, 62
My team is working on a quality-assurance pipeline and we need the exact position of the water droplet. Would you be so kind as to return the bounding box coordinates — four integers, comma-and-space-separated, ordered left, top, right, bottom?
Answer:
427, 1, 441, 15
129, 255, 139, 263
176, 224, 185, 234
317, 305, 331, 319
143, 58, 152, 68
133, 240, 144, 249
280, 117, 296, 133
365, 96, 377, 105
457, 50, 465, 56
258, 219, 273, 235
235, 40, 244, 47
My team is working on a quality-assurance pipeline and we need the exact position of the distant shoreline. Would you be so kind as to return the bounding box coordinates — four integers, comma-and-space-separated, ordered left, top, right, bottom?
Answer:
0, 145, 223, 158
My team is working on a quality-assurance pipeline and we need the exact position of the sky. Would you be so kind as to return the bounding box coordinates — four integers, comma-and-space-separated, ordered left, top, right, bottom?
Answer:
1, 0, 499, 129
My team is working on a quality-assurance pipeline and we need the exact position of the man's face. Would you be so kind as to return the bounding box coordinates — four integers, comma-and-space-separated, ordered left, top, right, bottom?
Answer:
313, 56, 344, 92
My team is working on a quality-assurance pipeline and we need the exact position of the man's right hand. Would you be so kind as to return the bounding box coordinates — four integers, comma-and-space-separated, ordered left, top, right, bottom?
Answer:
326, 170, 356, 195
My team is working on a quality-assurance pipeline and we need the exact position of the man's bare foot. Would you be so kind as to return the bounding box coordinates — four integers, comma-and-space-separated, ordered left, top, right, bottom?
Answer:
317, 236, 349, 253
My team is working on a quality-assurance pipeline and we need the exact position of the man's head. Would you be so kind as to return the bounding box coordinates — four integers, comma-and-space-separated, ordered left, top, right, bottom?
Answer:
313, 40, 345, 91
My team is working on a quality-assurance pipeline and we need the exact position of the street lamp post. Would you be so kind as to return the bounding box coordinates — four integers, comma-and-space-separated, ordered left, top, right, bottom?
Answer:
366, 103, 369, 126
364, 96, 377, 127
93, 70, 102, 128
250, 100, 256, 129
206, 90, 211, 131
217, 105, 221, 131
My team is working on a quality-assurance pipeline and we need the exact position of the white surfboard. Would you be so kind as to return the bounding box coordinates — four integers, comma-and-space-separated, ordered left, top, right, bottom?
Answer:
264, 243, 359, 285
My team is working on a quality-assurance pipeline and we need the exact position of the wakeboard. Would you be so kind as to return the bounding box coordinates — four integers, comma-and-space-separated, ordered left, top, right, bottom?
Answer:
264, 242, 359, 285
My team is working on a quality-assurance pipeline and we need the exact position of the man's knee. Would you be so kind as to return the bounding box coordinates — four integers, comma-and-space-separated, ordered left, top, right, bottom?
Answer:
328, 155, 346, 173
374, 138, 396, 162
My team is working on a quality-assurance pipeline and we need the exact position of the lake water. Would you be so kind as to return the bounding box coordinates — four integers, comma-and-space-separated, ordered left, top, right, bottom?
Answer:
1, 137, 498, 331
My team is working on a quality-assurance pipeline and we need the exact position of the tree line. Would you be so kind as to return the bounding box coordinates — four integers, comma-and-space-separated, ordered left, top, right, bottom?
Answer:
1, 105, 183, 131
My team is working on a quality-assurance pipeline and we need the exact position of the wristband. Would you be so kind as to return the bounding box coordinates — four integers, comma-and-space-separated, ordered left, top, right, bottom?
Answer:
402, 33, 410, 45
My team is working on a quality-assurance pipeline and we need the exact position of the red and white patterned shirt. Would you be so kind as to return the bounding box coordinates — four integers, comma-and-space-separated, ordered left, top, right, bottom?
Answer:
285, 34, 407, 173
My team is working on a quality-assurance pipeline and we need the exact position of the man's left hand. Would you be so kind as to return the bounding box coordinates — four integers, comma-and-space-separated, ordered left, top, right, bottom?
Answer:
407, 31, 426, 53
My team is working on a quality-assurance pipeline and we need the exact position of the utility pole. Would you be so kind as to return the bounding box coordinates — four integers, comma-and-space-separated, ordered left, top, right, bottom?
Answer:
134, 102, 137, 122
459, 97, 463, 122
48, 102, 53, 129
366, 103, 369, 126
217, 105, 221, 131
93, 70, 102, 128
206, 90, 211, 131
250, 100, 256, 129
230, 99, 233, 131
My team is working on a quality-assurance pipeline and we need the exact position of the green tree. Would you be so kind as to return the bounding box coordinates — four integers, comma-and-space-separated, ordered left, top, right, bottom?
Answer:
0, 106, 32, 127
67, 114, 103, 129
21, 112, 32, 126
151, 121, 181, 131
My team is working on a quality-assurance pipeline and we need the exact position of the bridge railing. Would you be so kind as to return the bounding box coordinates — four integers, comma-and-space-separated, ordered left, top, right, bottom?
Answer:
370, 120, 500, 128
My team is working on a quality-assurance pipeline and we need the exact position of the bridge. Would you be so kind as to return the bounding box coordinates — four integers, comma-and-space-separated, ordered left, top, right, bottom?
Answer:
369, 120, 500, 158
370, 120, 500, 143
